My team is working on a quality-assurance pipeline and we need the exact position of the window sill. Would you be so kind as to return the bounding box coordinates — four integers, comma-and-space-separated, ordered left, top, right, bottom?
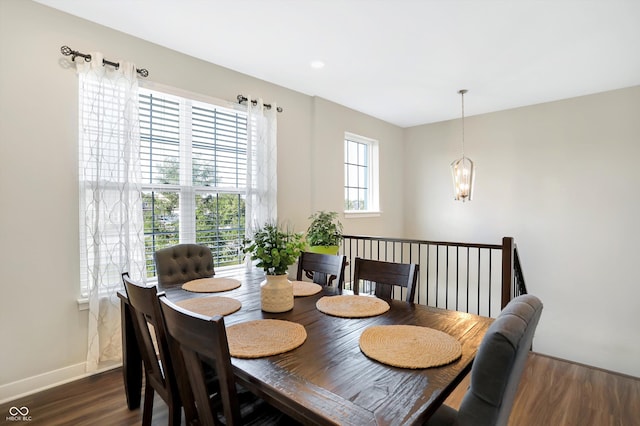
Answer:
77, 277, 160, 311
344, 211, 382, 219
77, 297, 89, 311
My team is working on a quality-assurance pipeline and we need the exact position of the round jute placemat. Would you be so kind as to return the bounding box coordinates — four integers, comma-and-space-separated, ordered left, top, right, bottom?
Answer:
316, 295, 390, 318
175, 296, 241, 317
291, 280, 322, 297
226, 319, 307, 359
359, 325, 462, 369
182, 277, 241, 293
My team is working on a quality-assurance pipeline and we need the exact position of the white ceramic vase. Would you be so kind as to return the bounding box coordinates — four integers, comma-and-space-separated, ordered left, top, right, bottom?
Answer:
261, 274, 294, 313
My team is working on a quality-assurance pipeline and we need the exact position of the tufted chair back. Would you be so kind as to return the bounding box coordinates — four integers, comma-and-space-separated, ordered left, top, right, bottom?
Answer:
154, 244, 214, 287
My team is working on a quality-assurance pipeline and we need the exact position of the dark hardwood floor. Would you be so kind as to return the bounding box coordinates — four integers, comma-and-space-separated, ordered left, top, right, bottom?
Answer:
1, 352, 638, 425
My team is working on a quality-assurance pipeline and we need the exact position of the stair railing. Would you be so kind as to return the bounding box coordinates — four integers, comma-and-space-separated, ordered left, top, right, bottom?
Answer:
340, 235, 528, 318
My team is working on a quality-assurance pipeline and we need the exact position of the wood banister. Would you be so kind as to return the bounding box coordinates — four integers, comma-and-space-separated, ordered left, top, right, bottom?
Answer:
501, 237, 515, 309
514, 246, 528, 296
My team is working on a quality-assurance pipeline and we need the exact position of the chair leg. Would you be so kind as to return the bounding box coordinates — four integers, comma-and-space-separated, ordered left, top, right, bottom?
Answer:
142, 382, 155, 426
182, 399, 198, 425
168, 399, 182, 426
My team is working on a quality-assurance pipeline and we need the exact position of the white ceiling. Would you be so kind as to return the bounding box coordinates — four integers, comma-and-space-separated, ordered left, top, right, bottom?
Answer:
36, 0, 640, 127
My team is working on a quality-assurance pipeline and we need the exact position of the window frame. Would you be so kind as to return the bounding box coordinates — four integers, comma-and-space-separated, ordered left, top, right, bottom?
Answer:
139, 83, 248, 278
344, 132, 380, 217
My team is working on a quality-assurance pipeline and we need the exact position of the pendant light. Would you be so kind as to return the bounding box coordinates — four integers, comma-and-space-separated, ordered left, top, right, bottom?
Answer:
451, 89, 475, 201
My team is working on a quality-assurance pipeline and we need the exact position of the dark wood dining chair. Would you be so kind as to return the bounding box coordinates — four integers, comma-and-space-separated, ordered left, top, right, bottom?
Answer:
352, 257, 419, 303
154, 243, 214, 288
157, 294, 298, 426
425, 294, 543, 426
296, 251, 347, 289
121, 273, 196, 426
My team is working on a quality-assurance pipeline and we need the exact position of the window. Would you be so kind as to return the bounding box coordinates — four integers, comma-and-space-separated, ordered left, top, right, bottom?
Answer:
344, 132, 379, 213
140, 88, 247, 277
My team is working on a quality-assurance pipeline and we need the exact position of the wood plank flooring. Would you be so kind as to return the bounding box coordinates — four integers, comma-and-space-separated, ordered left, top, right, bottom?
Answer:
444, 353, 640, 426
1, 352, 638, 425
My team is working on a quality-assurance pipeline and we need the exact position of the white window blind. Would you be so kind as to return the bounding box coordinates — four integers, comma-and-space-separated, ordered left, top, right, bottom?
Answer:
139, 88, 247, 277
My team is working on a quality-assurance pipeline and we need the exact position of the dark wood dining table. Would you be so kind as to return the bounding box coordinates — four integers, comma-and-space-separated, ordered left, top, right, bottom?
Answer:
118, 267, 493, 425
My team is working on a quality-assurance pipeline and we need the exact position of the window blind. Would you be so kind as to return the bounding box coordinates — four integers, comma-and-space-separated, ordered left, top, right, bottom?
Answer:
139, 88, 248, 276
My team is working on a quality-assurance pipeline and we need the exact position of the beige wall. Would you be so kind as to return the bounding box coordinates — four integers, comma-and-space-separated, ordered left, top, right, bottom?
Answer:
0, 0, 404, 396
404, 86, 640, 377
311, 96, 405, 236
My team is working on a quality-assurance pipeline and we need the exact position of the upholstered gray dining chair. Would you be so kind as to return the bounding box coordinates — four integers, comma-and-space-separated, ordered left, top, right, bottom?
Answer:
425, 294, 543, 426
154, 243, 214, 287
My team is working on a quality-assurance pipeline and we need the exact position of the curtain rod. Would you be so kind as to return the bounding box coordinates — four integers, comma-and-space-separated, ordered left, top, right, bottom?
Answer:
237, 95, 283, 113
60, 45, 149, 78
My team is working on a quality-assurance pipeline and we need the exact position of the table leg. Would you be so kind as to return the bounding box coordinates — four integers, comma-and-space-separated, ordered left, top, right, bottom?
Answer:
120, 296, 142, 409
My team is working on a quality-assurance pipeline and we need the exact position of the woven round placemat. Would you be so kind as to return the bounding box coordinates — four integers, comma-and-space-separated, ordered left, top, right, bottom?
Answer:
182, 277, 241, 293
226, 319, 307, 359
292, 280, 322, 297
316, 295, 390, 318
359, 325, 462, 369
175, 296, 241, 317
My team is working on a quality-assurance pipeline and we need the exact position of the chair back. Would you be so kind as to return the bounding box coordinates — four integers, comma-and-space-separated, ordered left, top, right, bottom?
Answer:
154, 243, 214, 287
352, 257, 418, 303
296, 252, 347, 289
158, 294, 242, 426
121, 273, 193, 424
457, 294, 543, 426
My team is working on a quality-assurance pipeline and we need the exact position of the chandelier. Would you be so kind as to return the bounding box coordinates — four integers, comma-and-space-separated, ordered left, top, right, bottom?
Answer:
451, 89, 475, 201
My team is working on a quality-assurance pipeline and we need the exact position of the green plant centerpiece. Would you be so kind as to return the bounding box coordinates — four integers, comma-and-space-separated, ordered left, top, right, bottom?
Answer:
306, 211, 343, 255
243, 222, 305, 312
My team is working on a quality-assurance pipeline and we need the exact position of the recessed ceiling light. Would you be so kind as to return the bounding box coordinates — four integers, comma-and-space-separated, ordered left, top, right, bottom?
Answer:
310, 60, 325, 69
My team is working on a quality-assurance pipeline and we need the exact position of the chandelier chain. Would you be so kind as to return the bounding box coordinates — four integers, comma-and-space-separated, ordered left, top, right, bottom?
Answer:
460, 89, 466, 157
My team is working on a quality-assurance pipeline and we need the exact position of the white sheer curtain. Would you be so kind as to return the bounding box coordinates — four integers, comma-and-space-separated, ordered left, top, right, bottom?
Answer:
76, 53, 146, 372
245, 97, 278, 234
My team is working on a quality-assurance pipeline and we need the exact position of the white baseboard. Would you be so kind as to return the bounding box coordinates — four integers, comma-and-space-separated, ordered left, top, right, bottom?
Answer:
0, 361, 121, 405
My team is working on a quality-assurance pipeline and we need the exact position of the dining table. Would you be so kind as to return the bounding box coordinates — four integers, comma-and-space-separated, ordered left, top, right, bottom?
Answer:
117, 267, 493, 425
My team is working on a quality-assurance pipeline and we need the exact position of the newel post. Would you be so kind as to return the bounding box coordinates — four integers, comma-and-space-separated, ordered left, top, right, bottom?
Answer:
501, 237, 514, 309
